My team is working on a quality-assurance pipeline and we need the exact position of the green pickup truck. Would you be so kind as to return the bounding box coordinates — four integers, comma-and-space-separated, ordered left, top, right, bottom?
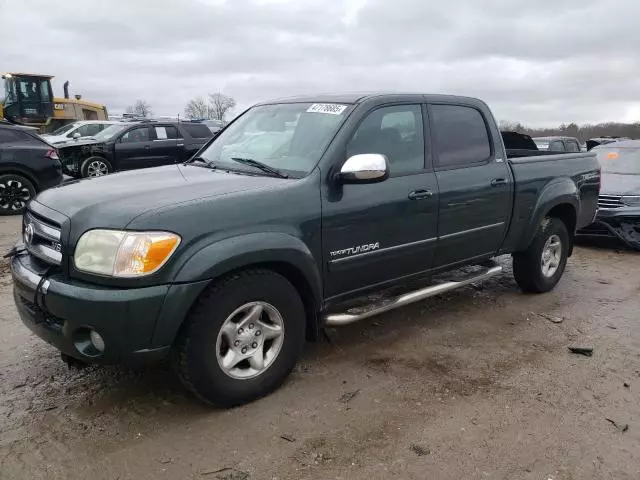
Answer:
11, 93, 600, 406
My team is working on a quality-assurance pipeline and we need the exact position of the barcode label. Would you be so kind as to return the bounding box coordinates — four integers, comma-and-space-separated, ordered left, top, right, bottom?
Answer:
306, 103, 348, 115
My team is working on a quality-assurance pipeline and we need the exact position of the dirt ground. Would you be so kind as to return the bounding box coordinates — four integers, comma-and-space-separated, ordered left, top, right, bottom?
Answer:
0, 215, 639, 480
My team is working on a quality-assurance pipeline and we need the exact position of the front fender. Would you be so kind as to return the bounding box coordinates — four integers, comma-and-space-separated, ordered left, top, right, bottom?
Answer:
521, 178, 579, 250
173, 232, 322, 304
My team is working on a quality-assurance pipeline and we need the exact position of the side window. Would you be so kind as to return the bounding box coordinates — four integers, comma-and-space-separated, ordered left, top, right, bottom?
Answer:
74, 125, 93, 137
83, 124, 103, 137
181, 123, 212, 139
154, 126, 179, 140
120, 127, 150, 144
431, 104, 491, 168
347, 104, 424, 175
549, 141, 565, 152
565, 141, 580, 153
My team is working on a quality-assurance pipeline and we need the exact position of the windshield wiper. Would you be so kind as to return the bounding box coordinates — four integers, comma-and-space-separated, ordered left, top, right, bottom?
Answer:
230, 157, 289, 179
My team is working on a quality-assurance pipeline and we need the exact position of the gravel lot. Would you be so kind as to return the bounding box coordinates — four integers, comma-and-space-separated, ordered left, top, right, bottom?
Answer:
0, 214, 639, 480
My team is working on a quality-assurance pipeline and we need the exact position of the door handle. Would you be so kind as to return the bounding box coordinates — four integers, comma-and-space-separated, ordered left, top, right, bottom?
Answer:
490, 178, 507, 187
144, 145, 150, 150
177, 143, 184, 147
408, 189, 433, 200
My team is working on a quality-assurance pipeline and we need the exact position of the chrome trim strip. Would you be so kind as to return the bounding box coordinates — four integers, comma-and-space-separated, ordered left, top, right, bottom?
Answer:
26, 214, 61, 242
325, 261, 502, 326
11, 256, 50, 294
329, 237, 437, 264
438, 222, 505, 241
328, 222, 505, 265
29, 244, 62, 265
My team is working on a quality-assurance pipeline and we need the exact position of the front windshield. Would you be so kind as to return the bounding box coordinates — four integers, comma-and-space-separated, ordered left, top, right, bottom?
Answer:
534, 140, 549, 150
94, 124, 127, 141
595, 147, 640, 174
51, 123, 77, 136
196, 102, 352, 176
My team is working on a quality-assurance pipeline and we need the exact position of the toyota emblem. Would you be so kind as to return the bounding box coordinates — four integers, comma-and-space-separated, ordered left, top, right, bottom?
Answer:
24, 223, 34, 245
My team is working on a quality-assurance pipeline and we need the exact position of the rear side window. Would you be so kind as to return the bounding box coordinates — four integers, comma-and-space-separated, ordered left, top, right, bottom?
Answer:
549, 141, 565, 152
565, 141, 580, 152
154, 126, 179, 140
431, 105, 491, 167
181, 123, 213, 139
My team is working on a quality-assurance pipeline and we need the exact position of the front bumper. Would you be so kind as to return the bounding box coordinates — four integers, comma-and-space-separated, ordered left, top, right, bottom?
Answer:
577, 207, 640, 250
11, 252, 175, 365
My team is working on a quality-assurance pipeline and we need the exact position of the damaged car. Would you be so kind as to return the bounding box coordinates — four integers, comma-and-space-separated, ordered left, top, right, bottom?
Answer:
577, 140, 640, 249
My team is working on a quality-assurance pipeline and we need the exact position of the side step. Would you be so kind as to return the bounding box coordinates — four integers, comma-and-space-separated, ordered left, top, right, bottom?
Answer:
324, 261, 503, 326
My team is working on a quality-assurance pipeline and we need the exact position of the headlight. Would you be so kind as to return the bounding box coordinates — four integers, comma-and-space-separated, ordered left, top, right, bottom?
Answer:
621, 196, 640, 207
74, 230, 181, 277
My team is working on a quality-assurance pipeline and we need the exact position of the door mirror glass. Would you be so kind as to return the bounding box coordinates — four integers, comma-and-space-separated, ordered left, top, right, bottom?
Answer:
336, 154, 389, 184
72, 132, 82, 139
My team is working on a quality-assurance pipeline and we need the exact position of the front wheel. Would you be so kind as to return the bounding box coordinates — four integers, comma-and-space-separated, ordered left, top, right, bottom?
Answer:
174, 269, 306, 407
80, 156, 113, 178
513, 216, 570, 293
0, 174, 36, 215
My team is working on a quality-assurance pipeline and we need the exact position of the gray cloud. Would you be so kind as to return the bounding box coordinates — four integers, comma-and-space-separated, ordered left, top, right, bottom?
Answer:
1, 0, 638, 126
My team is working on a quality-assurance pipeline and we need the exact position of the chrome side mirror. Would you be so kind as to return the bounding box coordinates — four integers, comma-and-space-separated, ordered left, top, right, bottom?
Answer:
335, 154, 389, 184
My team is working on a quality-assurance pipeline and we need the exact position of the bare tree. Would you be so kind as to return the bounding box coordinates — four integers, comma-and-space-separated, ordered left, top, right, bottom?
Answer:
208, 93, 236, 121
126, 100, 153, 117
184, 97, 213, 120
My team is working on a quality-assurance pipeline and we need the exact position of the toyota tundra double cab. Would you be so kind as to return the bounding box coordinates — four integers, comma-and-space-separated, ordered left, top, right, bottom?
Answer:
11, 93, 600, 406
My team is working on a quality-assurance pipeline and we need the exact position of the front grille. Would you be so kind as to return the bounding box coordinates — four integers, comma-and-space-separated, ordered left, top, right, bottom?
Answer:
598, 195, 624, 209
23, 212, 62, 266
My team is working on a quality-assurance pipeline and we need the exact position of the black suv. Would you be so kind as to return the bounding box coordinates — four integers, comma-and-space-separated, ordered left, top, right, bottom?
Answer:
58, 121, 213, 178
0, 121, 63, 215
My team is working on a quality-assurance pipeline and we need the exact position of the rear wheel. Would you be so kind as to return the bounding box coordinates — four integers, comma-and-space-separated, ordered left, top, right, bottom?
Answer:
174, 269, 305, 407
0, 174, 36, 215
513, 216, 570, 293
80, 156, 112, 178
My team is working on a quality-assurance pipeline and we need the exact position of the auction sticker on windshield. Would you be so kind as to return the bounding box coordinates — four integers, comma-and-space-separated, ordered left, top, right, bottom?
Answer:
306, 103, 348, 115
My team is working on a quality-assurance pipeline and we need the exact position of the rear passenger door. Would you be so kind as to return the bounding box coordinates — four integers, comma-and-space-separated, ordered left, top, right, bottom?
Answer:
148, 125, 180, 166
429, 103, 513, 269
114, 126, 153, 170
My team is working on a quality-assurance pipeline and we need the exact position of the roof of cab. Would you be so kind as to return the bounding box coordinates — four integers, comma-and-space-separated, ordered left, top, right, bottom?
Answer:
533, 136, 579, 141
256, 92, 485, 106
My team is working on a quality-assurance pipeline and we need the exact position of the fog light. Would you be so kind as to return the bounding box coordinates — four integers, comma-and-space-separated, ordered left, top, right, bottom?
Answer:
89, 330, 105, 353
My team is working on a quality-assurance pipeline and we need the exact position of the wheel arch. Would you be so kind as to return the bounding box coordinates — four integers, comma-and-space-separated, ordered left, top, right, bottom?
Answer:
154, 233, 324, 346
0, 166, 40, 191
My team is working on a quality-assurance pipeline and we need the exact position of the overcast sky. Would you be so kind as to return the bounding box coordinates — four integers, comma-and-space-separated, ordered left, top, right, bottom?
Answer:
2, 0, 639, 126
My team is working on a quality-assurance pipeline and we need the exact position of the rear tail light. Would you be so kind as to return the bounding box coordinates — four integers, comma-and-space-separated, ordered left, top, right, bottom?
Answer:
46, 149, 59, 160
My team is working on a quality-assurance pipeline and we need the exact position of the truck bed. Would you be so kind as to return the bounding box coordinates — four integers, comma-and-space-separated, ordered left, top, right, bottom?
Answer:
500, 152, 600, 253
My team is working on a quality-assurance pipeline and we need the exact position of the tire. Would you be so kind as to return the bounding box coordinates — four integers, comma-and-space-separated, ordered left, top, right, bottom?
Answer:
513, 216, 570, 293
80, 156, 112, 178
175, 269, 306, 407
0, 174, 36, 216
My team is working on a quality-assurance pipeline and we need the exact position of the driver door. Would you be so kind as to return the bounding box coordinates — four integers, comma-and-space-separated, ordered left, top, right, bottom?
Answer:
115, 126, 153, 170
321, 104, 439, 300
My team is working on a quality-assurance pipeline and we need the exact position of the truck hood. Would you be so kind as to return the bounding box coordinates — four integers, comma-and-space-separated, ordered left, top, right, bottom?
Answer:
56, 137, 103, 149
600, 172, 640, 196
34, 164, 289, 226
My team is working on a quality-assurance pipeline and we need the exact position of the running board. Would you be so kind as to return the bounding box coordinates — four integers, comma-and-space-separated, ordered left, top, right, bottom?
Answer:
324, 261, 503, 326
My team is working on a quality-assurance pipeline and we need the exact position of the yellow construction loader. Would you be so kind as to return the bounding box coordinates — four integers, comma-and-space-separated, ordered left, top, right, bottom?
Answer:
0, 73, 108, 133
